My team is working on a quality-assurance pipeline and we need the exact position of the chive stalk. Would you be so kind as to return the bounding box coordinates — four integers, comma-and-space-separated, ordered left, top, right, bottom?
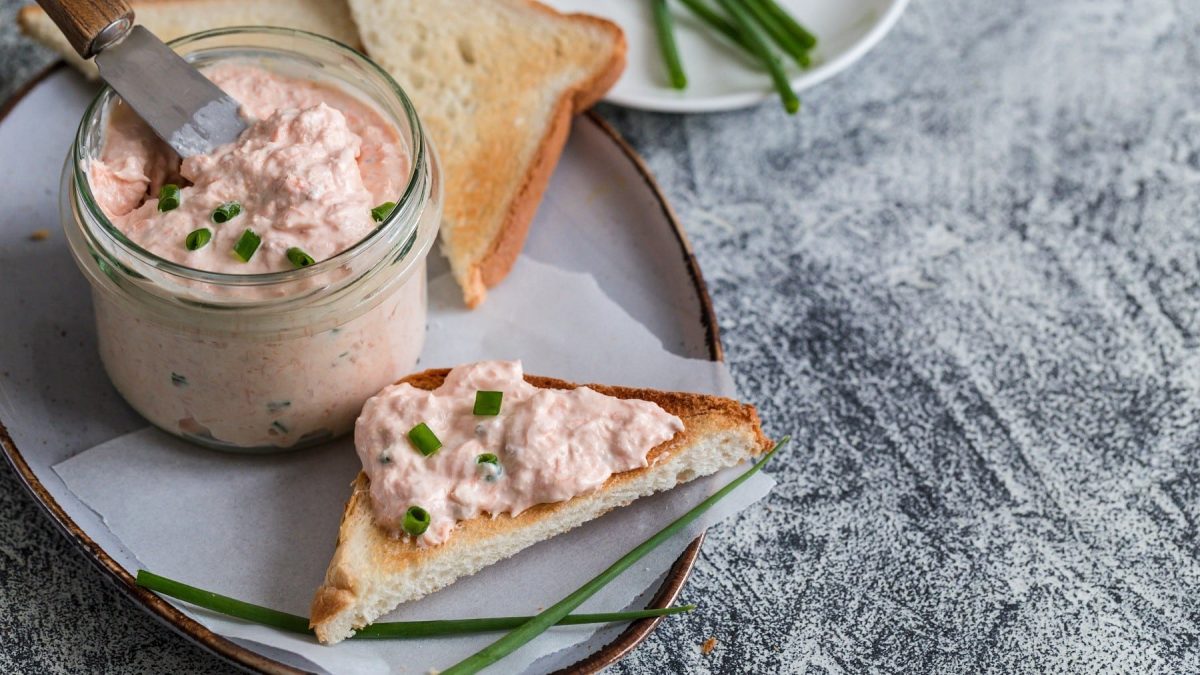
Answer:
743, 0, 812, 68
652, 0, 688, 89
443, 436, 790, 674
407, 422, 442, 456
403, 505, 431, 536
371, 201, 397, 223
676, 0, 753, 54
715, 0, 800, 114
757, 0, 818, 50
134, 569, 695, 638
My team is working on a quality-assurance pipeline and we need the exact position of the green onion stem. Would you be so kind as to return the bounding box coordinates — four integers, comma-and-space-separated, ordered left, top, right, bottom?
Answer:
675, 0, 755, 55
443, 436, 790, 675
715, 0, 800, 114
758, 0, 818, 50
651, 0, 688, 89
743, 0, 812, 68
134, 570, 695, 638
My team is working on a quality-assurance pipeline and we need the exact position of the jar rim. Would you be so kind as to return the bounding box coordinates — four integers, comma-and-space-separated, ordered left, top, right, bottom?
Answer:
70, 26, 428, 288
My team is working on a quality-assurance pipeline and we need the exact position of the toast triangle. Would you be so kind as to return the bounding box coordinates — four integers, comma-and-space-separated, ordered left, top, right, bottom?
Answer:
346, 0, 626, 307
310, 369, 771, 644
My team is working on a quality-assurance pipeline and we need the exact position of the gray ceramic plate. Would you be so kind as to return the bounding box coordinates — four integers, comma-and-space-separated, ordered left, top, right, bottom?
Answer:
0, 65, 722, 674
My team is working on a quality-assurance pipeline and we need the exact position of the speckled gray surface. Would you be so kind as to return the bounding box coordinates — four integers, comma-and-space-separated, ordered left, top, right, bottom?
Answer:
5, 0, 1200, 672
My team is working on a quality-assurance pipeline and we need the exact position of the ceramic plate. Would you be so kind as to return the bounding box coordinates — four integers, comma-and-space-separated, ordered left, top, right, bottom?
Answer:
542, 0, 909, 113
0, 65, 721, 673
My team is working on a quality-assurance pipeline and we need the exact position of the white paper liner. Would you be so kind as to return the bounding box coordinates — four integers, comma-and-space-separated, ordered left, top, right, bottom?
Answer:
53, 257, 774, 674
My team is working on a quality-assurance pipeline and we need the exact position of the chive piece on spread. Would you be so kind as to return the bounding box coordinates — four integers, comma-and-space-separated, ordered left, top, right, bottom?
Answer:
476, 453, 499, 465
473, 391, 503, 416
170, 372, 187, 387
157, 184, 181, 212
286, 247, 316, 268
403, 505, 430, 536
407, 422, 442, 456
232, 229, 261, 262
184, 228, 212, 251
370, 201, 397, 223
211, 201, 242, 224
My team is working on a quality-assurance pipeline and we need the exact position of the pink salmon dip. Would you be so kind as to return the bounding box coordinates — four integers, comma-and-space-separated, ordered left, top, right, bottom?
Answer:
356, 360, 685, 546
88, 63, 407, 272
83, 63, 427, 449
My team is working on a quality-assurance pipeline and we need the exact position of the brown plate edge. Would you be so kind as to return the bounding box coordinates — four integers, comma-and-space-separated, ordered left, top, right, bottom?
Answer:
0, 65, 725, 675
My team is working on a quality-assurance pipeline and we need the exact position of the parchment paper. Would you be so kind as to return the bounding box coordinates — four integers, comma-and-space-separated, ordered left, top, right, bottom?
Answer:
53, 256, 774, 674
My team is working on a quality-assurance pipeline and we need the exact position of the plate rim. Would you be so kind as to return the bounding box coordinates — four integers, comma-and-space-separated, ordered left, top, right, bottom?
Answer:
0, 63, 724, 675
600, 0, 911, 113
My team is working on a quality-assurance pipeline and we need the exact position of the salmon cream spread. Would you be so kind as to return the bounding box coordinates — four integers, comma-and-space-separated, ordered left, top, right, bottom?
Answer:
356, 361, 686, 546
83, 64, 427, 449
88, 64, 407, 272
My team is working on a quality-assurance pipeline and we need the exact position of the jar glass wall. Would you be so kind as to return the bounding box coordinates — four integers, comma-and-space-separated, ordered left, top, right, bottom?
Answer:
60, 27, 442, 453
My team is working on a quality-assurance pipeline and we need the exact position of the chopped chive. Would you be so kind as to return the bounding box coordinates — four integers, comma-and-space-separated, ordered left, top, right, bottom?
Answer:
407, 422, 442, 456
210, 201, 241, 224
286, 247, 316, 268
157, 184, 180, 212
135, 569, 695, 638
266, 400, 291, 413
371, 201, 397, 222
715, 0, 800, 114
271, 421, 288, 434
476, 453, 499, 465
652, 0, 688, 89
170, 372, 187, 387
403, 505, 430, 536
473, 391, 503, 416
476, 453, 503, 482
442, 436, 790, 674
184, 228, 212, 251
232, 229, 261, 262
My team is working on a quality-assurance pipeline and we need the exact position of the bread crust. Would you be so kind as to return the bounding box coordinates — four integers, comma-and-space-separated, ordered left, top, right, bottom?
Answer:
469, 5, 627, 303
309, 369, 770, 642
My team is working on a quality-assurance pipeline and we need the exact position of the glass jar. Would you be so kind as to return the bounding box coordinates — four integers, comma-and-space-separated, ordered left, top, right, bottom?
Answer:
60, 27, 442, 452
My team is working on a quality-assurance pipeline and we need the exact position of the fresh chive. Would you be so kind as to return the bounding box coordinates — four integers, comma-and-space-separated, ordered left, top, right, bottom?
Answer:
210, 201, 241, 224
652, 0, 688, 89
715, 0, 800, 114
184, 228, 212, 251
757, 0, 818, 50
442, 436, 789, 675
403, 505, 431, 536
476, 453, 500, 465
676, 0, 755, 54
157, 184, 180, 212
476, 453, 503, 482
286, 247, 316, 268
267, 401, 291, 413
407, 422, 442, 456
134, 569, 695, 638
170, 372, 187, 387
371, 201, 397, 222
473, 391, 503, 416
232, 229, 261, 262
271, 421, 288, 434
743, 0, 812, 68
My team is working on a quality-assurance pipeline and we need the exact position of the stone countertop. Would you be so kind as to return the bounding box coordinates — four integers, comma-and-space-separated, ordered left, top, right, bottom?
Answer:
4, 0, 1200, 672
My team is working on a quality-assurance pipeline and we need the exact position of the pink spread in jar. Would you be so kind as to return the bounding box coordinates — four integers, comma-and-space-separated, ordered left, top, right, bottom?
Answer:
356, 361, 685, 546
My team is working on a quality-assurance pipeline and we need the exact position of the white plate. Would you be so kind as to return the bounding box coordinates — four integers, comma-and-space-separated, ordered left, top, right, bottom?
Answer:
542, 0, 909, 112
0, 66, 723, 673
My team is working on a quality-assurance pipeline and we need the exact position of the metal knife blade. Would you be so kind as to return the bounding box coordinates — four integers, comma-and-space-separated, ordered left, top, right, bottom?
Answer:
95, 26, 246, 157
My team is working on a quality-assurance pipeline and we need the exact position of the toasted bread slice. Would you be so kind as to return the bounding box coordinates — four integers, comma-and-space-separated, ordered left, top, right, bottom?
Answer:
346, 0, 626, 307
310, 369, 771, 644
17, 0, 361, 78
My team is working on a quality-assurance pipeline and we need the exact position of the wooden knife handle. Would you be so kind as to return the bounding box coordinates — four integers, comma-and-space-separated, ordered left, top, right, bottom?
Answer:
35, 0, 134, 58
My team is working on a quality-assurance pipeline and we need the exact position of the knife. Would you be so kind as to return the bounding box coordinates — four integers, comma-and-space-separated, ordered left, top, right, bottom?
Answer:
36, 0, 247, 157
